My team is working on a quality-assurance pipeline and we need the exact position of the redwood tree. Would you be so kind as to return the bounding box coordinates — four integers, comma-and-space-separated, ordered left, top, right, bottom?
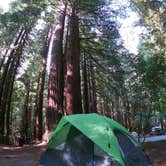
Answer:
34, 25, 53, 141
45, 2, 67, 137
0, 30, 27, 135
64, 0, 82, 115
22, 80, 30, 140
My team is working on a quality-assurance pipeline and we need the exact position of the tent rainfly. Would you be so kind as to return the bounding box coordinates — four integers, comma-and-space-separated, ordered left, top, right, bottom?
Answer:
39, 113, 150, 166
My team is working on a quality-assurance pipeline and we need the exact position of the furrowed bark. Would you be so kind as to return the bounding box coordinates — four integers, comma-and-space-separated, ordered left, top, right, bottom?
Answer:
64, 0, 82, 115
0, 28, 25, 107
0, 33, 27, 135
45, 2, 67, 138
34, 25, 53, 141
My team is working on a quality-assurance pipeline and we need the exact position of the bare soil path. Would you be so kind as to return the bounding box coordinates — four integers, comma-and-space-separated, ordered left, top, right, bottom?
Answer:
143, 141, 166, 166
0, 143, 46, 166
0, 141, 165, 166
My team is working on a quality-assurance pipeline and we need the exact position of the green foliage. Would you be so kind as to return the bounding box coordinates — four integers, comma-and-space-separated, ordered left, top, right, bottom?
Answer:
130, 0, 166, 130
134, 111, 154, 133
0, 0, 165, 137
12, 80, 25, 132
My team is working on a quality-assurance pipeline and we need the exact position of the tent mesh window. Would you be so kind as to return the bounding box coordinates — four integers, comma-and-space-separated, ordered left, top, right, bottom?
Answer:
40, 126, 120, 166
114, 130, 149, 166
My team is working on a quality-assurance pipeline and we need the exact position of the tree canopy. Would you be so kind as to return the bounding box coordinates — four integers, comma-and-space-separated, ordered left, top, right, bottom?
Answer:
0, 0, 165, 144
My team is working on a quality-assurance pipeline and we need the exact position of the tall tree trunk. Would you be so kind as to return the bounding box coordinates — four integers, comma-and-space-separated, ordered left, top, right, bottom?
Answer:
85, 55, 97, 113
0, 32, 27, 136
72, 1, 82, 114
109, 101, 114, 118
0, 57, 18, 135
0, 29, 27, 136
64, 0, 82, 115
34, 25, 53, 141
64, 17, 74, 115
159, 105, 164, 130
116, 96, 122, 124
6, 71, 15, 142
89, 57, 97, 113
0, 27, 22, 72
0, 28, 25, 106
0, 58, 15, 135
23, 82, 30, 140
82, 50, 89, 113
45, 2, 67, 139
111, 100, 116, 119
121, 92, 131, 129
0, 54, 6, 73
8, 35, 27, 135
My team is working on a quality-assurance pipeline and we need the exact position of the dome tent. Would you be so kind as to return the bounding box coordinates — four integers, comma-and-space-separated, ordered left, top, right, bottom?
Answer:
39, 113, 149, 166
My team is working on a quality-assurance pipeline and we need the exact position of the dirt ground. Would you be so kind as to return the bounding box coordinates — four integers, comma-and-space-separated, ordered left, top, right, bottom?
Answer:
0, 143, 46, 166
0, 141, 165, 166
143, 141, 166, 166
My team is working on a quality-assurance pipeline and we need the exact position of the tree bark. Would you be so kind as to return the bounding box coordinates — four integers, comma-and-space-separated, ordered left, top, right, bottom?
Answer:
0, 54, 6, 73
0, 28, 25, 106
23, 81, 30, 140
89, 56, 97, 113
0, 30, 27, 136
0, 58, 15, 135
45, 2, 67, 137
82, 50, 89, 113
64, 0, 82, 115
6, 71, 15, 142
34, 25, 53, 141
72, 1, 82, 114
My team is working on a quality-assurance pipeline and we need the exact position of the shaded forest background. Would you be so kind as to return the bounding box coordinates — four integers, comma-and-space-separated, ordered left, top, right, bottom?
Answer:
0, 0, 165, 144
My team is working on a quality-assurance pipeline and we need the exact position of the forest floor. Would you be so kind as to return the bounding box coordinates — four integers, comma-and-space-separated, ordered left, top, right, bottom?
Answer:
143, 141, 166, 166
0, 142, 46, 166
0, 141, 165, 166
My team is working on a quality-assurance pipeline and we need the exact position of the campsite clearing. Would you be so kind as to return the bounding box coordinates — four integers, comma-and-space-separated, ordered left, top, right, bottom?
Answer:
0, 141, 165, 166
143, 141, 166, 166
0, 143, 46, 166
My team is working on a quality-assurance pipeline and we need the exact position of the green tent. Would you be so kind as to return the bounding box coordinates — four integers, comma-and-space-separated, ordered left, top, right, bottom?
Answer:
40, 113, 149, 166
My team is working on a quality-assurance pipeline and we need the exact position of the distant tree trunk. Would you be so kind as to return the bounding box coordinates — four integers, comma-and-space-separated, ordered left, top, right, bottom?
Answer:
160, 114, 164, 130
0, 52, 23, 135
0, 28, 25, 106
109, 101, 114, 118
85, 55, 97, 113
0, 29, 27, 136
82, 50, 89, 113
89, 57, 97, 113
6, 72, 15, 142
34, 25, 53, 141
23, 82, 30, 140
0, 31, 27, 136
0, 38, 17, 72
0, 54, 6, 72
127, 104, 132, 131
115, 96, 122, 124
64, 0, 82, 115
0, 58, 15, 135
45, 2, 67, 139
121, 96, 128, 128
8, 35, 27, 136
72, 1, 82, 114
64, 17, 74, 115
111, 101, 115, 119
159, 105, 164, 130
